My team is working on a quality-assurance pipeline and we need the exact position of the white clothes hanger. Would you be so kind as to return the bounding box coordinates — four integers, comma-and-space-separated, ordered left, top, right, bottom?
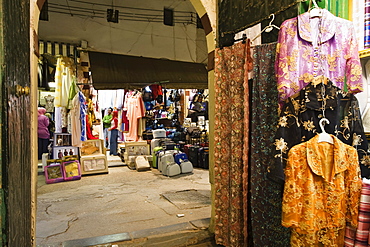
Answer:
252, 14, 280, 42
309, 0, 322, 18
317, 118, 334, 144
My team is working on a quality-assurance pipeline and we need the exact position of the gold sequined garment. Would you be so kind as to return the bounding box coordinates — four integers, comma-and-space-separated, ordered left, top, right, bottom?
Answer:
282, 135, 362, 246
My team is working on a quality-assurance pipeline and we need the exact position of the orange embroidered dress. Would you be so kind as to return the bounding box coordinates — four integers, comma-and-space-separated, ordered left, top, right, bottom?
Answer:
282, 135, 362, 246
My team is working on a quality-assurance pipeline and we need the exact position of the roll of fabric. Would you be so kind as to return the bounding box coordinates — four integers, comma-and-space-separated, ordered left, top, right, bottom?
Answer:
365, 0, 370, 48
353, 0, 365, 51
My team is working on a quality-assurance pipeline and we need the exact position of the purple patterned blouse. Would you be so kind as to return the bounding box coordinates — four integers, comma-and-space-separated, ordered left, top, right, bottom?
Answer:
275, 9, 363, 103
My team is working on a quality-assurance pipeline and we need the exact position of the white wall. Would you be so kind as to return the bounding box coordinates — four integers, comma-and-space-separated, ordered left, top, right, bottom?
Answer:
39, 0, 207, 63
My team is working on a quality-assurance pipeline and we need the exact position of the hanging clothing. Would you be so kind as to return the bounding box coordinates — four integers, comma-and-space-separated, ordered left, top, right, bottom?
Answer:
54, 107, 62, 133
214, 41, 251, 247
365, 0, 370, 49
98, 90, 115, 110
70, 93, 82, 147
86, 115, 98, 140
269, 81, 370, 184
282, 135, 362, 246
249, 42, 290, 246
125, 92, 145, 142
54, 57, 74, 108
344, 180, 370, 246
78, 91, 87, 142
67, 77, 79, 110
150, 84, 163, 100
275, 9, 363, 103
121, 110, 129, 132
267, 81, 370, 184
352, 0, 365, 50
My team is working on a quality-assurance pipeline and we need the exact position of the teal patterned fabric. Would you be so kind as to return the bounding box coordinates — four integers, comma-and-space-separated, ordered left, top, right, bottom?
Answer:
249, 42, 290, 246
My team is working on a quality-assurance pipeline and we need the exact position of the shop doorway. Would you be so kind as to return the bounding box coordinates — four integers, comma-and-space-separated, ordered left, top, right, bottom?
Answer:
33, 1, 215, 244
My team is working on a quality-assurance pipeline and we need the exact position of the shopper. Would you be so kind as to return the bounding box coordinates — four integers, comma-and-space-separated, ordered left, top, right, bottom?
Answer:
108, 110, 119, 156
38, 107, 50, 160
102, 107, 113, 149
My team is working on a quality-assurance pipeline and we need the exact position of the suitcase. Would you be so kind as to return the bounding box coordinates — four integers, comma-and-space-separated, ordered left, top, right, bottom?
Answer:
62, 160, 81, 181
180, 160, 193, 173
151, 139, 162, 153
158, 152, 176, 172
183, 144, 192, 156
162, 162, 181, 177
198, 147, 209, 169
153, 129, 166, 138
135, 156, 151, 172
152, 147, 163, 168
174, 153, 188, 165
150, 138, 171, 153
188, 145, 201, 167
142, 130, 154, 140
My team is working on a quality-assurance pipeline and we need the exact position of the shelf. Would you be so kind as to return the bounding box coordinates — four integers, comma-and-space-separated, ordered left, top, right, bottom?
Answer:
359, 49, 370, 59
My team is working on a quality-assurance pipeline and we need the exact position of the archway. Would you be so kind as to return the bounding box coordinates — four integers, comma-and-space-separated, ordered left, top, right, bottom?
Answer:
29, 0, 216, 244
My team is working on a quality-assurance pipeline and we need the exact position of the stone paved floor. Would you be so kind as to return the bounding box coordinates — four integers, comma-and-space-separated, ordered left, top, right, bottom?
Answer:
36, 155, 211, 246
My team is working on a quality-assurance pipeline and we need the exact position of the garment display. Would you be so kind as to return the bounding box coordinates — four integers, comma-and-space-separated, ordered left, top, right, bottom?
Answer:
70, 92, 82, 147
125, 91, 145, 142
214, 41, 250, 247
121, 110, 129, 132
352, 0, 365, 50
54, 56, 74, 108
269, 81, 370, 184
345, 179, 370, 246
282, 135, 362, 246
365, 0, 370, 49
275, 9, 363, 103
249, 42, 290, 246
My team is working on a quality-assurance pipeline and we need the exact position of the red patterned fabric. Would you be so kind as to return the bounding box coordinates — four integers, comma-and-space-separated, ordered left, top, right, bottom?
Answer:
214, 41, 250, 246
345, 181, 370, 246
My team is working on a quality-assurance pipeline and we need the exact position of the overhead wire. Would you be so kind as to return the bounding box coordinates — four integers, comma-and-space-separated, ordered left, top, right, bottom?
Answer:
48, 3, 196, 24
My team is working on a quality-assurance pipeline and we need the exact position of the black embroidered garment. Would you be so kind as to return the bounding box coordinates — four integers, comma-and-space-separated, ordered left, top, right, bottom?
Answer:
268, 81, 370, 184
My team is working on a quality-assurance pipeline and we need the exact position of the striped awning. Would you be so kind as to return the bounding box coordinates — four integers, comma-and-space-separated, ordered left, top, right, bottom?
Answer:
39, 40, 77, 58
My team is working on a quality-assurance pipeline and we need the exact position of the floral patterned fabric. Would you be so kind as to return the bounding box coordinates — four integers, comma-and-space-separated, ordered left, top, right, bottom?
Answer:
268, 81, 370, 185
275, 9, 363, 103
283, 135, 362, 246
214, 41, 250, 247
249, 43, 290, 246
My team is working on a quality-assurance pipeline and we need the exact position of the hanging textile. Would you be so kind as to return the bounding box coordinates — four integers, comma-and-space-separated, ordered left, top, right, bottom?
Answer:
268, 82, 370, 184
78, 91, 87, 142
214, 41, 251, 246
249, 42, 290, 246
71, 93, 82, 147
282, 135, 362, 246
275, 9, 363, 104
125, 91, 145, 142
54, 56, 74, 108
345, 179, 370, 246
353, 0, 365, 51
365, 0, 370, 49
